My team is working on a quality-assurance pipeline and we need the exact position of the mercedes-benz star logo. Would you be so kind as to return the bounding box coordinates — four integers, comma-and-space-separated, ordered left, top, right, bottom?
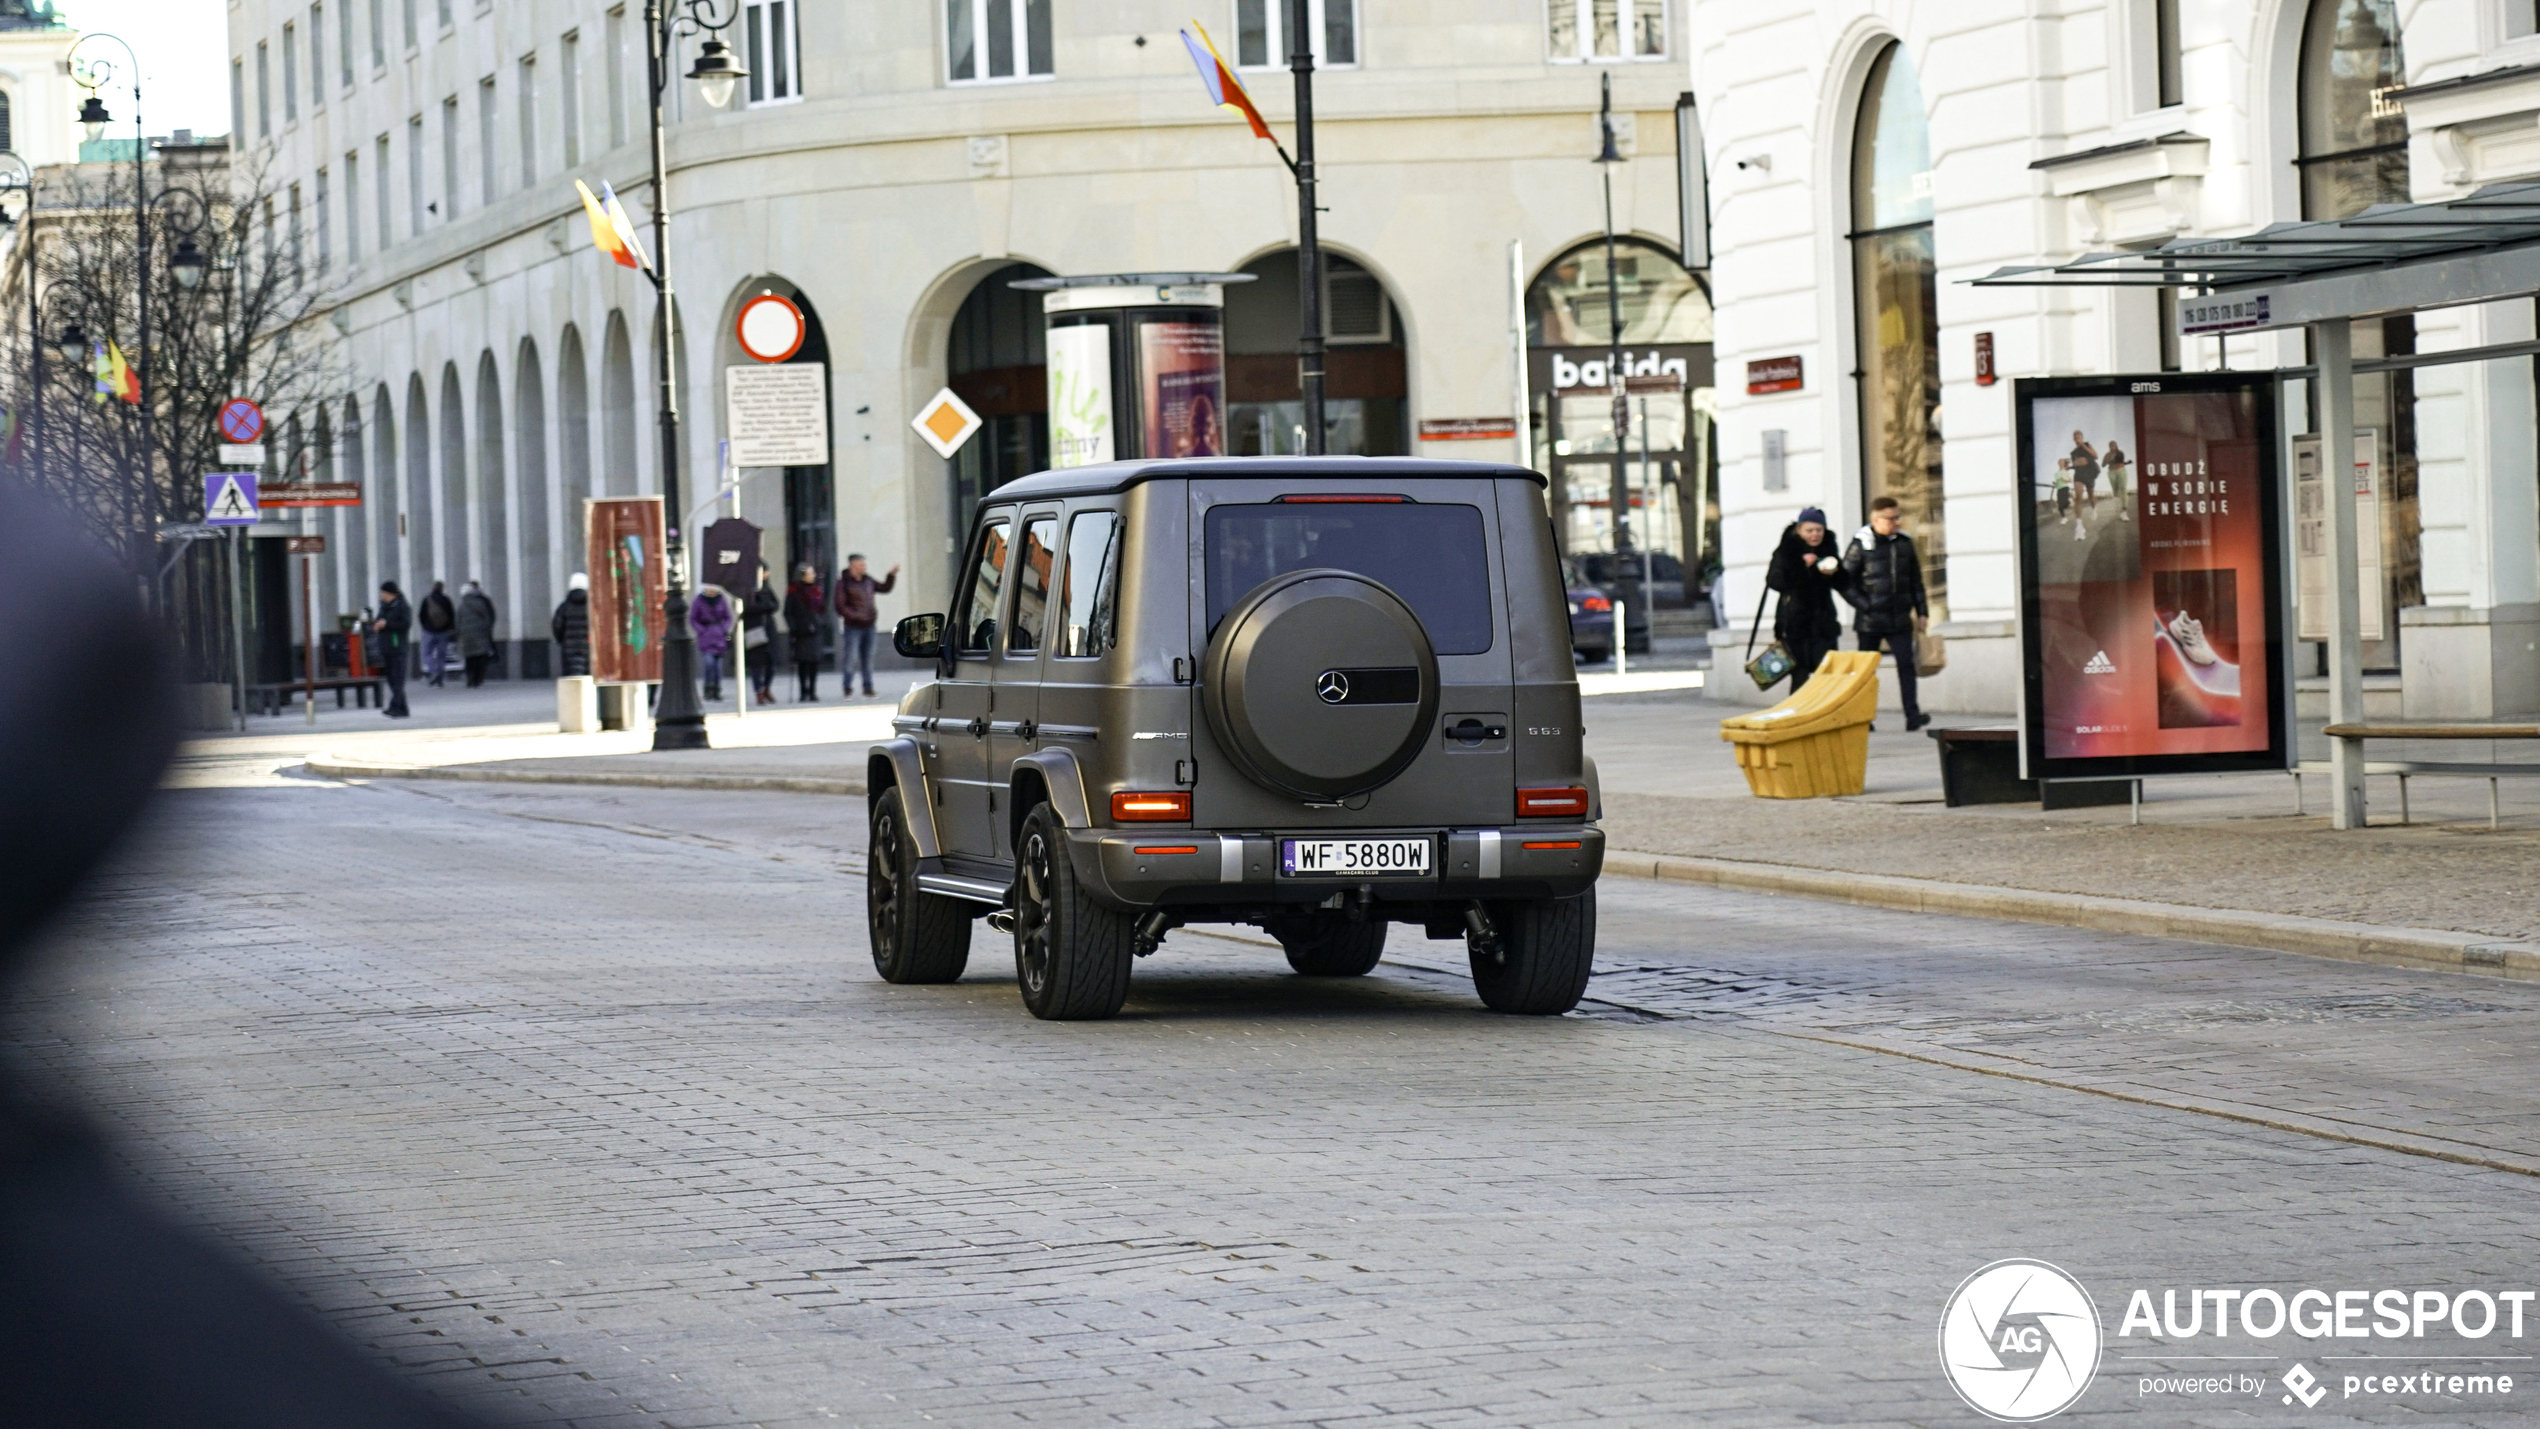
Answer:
1316, 670, 1350, 704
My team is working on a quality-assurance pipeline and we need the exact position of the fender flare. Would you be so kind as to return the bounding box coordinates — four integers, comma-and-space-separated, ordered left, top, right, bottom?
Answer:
1582, 753, 1603, 822
1009, 747, 1094, 845
868, 738, 944, 859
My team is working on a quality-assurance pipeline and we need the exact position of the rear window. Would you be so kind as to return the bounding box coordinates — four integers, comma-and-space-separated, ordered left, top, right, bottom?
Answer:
1204, 501, 1494, 655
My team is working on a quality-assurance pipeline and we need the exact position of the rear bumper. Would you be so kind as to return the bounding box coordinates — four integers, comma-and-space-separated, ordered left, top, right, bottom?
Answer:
1065, 825, 1604, 911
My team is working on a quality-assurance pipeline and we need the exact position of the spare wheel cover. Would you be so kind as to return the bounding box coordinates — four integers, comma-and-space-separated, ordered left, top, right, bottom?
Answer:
1202, 569, 1440, 802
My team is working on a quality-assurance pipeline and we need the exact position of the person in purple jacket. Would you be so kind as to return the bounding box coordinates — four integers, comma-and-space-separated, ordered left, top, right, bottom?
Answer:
689, 581, 736, 702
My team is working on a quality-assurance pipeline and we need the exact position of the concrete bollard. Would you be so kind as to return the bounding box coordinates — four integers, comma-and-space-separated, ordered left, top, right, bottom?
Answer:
557, 676, 599, 733
598, 682, 653, 733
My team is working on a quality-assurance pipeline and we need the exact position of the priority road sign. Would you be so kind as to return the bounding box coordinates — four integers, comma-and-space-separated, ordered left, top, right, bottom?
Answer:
910, 387, 983, 459
205, 471, 260, 525
217, 398, 265, 445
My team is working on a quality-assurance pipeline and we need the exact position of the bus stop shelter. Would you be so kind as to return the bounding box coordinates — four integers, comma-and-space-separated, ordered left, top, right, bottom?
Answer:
1975, 180, 2540, 830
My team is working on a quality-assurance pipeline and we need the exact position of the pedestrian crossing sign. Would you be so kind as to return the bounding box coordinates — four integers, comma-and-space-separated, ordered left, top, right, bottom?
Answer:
205, 471, 260, 526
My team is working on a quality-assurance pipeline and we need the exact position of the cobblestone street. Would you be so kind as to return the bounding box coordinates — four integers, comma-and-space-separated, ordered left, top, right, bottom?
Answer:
15, 776, 2540, 1427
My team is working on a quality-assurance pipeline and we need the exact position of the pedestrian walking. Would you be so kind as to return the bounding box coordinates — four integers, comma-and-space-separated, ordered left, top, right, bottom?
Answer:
831, 553, 899, 699
743, 566, 781, 704
418, 580, 457, 686
783, 564, 829, 703
1841, 496, 1932, 731
1765, 506, 1846, 689
457, 580, 499, 687
552, 572, 592, 677
372, 582, 413, 718
690, 582, 735, 701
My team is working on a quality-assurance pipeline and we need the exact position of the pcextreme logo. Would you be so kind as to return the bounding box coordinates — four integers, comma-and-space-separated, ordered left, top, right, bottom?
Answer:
1939, 1260, 2103, 1422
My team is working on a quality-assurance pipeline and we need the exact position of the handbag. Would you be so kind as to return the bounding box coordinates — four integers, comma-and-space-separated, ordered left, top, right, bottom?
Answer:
744, 626, 769, 650
1915, 618, 1947, 677
1742, 585, 1796, 690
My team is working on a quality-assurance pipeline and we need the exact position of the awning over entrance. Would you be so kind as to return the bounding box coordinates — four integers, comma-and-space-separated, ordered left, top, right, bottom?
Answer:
1969, 181, 2540, 832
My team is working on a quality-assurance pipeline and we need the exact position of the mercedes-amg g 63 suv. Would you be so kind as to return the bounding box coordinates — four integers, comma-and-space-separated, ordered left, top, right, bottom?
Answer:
868, 457, 1603, 1020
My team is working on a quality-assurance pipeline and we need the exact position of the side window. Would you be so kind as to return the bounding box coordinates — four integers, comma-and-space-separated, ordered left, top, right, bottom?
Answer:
954, 516, 1012, 652
1007, 515, 1059, 653
1056, 509, 1123, 658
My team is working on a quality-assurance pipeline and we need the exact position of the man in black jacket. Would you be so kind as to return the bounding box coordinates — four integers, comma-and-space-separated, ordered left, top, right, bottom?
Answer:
372, 582, 413, 718
1841, 496, 1931, 731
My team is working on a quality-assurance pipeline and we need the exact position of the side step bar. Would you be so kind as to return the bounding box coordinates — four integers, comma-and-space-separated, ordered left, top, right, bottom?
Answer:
917, 871, 1010, 905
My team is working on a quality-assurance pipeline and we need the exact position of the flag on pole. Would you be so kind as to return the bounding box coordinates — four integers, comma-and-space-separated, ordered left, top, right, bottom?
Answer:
574, 178, 652, 272
92, 340, 141, 405
1179, 22, 1274, 142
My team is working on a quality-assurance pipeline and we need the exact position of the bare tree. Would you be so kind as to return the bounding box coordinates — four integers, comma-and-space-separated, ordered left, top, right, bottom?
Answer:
2, 143, 342, 577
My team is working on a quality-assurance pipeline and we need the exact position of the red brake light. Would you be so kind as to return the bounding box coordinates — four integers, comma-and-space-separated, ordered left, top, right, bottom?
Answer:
1516, 786, 1590, 819
1274, 494, 1409, 503
1577, 593, 1612, 612
1132, 845, 1200, 855
1111, 791, 1193, 822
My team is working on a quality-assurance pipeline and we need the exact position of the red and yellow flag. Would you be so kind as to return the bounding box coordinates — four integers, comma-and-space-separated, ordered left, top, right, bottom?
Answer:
574, 178, 652, 272
93, 340, 141, 405
1179, 22, 1274, 142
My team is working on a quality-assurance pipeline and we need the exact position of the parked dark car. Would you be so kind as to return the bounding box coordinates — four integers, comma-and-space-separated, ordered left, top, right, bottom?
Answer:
1567, 579, 1614, 665
870, 457, 1605, 1022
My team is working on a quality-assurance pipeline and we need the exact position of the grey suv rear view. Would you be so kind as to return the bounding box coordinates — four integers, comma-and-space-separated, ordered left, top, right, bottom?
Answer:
869, 457, 1604, 1020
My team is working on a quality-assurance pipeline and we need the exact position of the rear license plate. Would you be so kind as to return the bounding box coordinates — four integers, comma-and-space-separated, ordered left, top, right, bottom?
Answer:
1280, 837, 1433, 878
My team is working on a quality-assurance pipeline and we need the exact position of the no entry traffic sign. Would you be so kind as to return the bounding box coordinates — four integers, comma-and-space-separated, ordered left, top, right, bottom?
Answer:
218, 398, 265, 445
735, 294, 807, 363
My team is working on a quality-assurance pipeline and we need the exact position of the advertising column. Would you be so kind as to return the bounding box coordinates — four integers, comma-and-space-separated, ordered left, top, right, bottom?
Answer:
1026, 276, 1238, 467
2016, 374, 2288, 779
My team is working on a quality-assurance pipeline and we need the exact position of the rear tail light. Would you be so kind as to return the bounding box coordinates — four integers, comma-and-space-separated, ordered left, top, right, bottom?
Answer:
1272, 493, 1409, 503
1576, 593, 1612, 613
1111, 791, 1193, 822
1516, 786, 1590, 819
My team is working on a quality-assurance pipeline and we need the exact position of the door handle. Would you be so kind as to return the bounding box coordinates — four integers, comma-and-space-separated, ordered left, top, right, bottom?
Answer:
966, 716, 988, 739
1016, 719, 1037, 741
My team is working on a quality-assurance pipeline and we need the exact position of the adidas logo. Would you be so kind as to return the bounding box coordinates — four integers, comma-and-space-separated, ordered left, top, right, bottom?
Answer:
2082, 650, 2117, 675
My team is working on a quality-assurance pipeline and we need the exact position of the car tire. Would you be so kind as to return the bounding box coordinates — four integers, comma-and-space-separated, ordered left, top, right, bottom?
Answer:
1576, 645, 1610, 665
1270, 914, 1387, 977
1468, 889, 1596, 1015
1012, 803, 1136, 1021
867, 785, 972, 985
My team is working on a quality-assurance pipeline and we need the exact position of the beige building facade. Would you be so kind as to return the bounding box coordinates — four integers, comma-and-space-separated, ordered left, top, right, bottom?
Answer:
236, 0, 1714, 670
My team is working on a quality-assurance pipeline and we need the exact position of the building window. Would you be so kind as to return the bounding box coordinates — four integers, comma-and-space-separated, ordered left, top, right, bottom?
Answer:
371, 0, 386, 68
518, 58, 538, 186
2152, 0, 2182, 108
344, 148, 361, 261
2513, 1, 2539, 39
383, 131, 400, 240
282, 25, 297, 122
744, 1, 801, 104
560, 31, 582, 165
1850, 40, 1946, 620
402, 0, 416, 50
2298, 0, 2408, 219
339, 0, 354, 86
232, 58, 246, 139
0, 93, 14, 157
315, 166, 331, 271
1547, 0, 1666, 63
440, 96, 459, 220
308, 7, 325, 108
606, 7, 629, 148
437, 0, 452, 32
478, 77, 498, 206
946, 0, 1052, 85
257, 41, 272, 137
405, 118, 423, 234
288, 182, 304, 273
1234, 0, 1356, 68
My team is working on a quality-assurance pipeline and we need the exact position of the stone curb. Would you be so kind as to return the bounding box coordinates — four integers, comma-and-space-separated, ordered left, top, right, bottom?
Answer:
303, 755, 2540, 982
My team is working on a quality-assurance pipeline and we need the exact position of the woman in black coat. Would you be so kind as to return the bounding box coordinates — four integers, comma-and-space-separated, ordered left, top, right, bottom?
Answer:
1765, 506, 1846, 688
782, 565, 829, 703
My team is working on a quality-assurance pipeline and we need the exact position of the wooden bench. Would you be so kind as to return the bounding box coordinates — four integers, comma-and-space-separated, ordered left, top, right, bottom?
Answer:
246, 677, 388, 716
2297, 723, 2540, 828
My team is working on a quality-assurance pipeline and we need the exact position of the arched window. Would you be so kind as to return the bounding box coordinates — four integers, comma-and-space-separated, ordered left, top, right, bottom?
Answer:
2298, 0, 2417, 658
947, 261, 1053, 538
1224, 250, 1408, 457
1851, 40, 1945, 619
2298, 0, 2407, 220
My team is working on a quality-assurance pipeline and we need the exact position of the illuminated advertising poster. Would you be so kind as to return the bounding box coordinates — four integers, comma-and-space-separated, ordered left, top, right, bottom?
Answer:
1046, 322, 1115, 468
586, 496, 667, 684
1138, 318, 1226, 459
2016, 375, 2287, 779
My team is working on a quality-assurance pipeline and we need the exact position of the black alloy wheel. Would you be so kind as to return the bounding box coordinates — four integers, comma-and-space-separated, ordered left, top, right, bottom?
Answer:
1468, 889, 1596, 1015
1012, 804, 1135, 1020
867, 785, 970, 984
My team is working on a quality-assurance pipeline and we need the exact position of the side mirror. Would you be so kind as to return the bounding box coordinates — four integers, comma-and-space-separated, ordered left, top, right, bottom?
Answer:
893, 613, 945, 659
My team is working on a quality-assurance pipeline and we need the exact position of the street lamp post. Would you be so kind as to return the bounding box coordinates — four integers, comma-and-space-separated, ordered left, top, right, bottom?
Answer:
1288, 1, 1325, 455
0, 151, 36, 485
1594, 72, 1646, 655
638, 0, 746, 752
69, 35, 152, 494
